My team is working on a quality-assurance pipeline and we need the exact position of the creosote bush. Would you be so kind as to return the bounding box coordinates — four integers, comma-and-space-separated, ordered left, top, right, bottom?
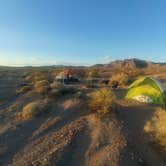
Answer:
18, 100, 49, 120
34, 80, 50, 94
50, 81, 61, 89
34, 80, 49, 87
85, 84, 98, 89
88, 88, 116, 114
49, 85, 77, 98
75, 91, 84, 99
109, 73, 130, 88
16, 85, 32, 94
59, 86, 77, 95
144, 108, 166, 152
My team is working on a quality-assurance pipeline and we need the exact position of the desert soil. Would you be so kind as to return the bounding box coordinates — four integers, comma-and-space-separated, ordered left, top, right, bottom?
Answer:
0, 73, 166, 166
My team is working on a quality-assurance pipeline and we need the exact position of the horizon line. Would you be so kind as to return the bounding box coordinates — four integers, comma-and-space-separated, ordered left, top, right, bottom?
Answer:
0, 58, 166, 68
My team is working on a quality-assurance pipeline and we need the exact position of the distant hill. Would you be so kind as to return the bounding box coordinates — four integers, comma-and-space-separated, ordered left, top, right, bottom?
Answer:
153, 62, 166, 66
0, 58, 166, 70
105, 58, 149, 69
91, 64, 104, 67
0, 65, 86, 70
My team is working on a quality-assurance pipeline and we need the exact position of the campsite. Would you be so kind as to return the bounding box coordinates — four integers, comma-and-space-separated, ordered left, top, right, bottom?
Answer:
0, 59, 166, 166
1, 0, 166, 165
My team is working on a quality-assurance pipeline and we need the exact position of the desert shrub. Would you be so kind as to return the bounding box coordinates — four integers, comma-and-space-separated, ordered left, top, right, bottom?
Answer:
18, 100, 49, 120
0, 73, 3, 79
34, 75, 46, 81
49, 85, 77, 98
34, 80, 49, 87
34, 74, 51, 82
62, 98, 81, 110
75, 91, 84, 99
128, 68, 145, 78
34, 80, 50, 94
144, 108, 166, 152
71, 68, 87, 80
88, 68, 101, 78
88, 88, 116, 114
24, 70, 52, 84
85, 84, 98, 89
49, 89, 62, 98
50, 81, 61, 89
109, 73, 130, 88
16, 85, 32, 94
21, 72, 28, 78
58, 86, 77, 95
35, 86, 50, 94
25, 75, 34, 82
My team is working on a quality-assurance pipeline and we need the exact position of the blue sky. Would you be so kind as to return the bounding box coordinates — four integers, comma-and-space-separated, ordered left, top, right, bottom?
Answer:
0, 0, 166, 66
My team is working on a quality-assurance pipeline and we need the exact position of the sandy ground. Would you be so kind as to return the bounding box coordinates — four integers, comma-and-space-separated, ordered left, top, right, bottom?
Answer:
117, 100, 166, 166
0, 94, 126, 166
0, 70, 166, 166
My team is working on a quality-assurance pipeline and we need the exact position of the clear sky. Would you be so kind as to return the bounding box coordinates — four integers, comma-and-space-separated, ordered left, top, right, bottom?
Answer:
0, 0, 166, 66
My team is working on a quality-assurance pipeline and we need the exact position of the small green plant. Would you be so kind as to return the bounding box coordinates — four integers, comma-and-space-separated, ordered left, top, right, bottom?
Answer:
88, 88, 116, 114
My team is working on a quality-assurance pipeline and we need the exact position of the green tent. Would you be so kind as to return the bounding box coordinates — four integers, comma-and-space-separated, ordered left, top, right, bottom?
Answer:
125, 77, 166, 107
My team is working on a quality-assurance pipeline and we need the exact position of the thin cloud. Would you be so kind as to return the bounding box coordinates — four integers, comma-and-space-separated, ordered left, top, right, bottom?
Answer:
103, 55, 111, 60
97, 55, 112, 64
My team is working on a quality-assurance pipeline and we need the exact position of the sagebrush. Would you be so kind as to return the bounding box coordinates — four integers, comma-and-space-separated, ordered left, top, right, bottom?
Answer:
88, 88, 116, 114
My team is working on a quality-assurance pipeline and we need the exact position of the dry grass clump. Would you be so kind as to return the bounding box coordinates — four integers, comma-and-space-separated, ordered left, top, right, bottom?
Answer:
34, 73, 52, 82
88, 88, 116, 114
34, 80, 49, 87
49, 85, 77, 98
127, 68, 145, 78
34, 80, 50, 94
62, 98, 80, 110
109, 73, 130, 88
24, 70, 51, 83
59, 86, 77, 95
50, 81, 61, 89
25, 75, 34, 82
49, 82, 64, 98
34, 75, 48, 81
16, 85, 32, 94
85, 84, 98, 89
144, 108, 166, 152
35, 86, 50, 95
49, 89, 62, 98
18, 100, 49, 120
75, 91, 84, 99
0, 73, 4, 79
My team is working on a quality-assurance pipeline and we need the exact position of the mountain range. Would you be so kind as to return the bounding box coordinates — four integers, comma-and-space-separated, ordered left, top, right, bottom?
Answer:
0, 58, 166, 69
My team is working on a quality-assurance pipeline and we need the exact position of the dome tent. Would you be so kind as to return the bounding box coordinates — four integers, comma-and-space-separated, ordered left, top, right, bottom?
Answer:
125, 77, 166, 107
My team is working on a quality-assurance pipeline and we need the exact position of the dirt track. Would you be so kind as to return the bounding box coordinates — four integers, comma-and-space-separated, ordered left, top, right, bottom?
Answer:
117, 100, 166, 166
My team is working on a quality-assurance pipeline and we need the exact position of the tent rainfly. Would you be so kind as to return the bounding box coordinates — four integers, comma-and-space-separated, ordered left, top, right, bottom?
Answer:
125, 77, 166, 107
